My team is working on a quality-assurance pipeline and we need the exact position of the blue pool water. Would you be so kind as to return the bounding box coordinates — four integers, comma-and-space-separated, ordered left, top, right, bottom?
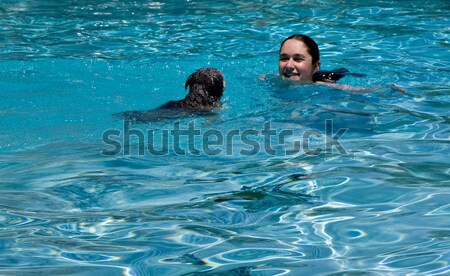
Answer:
1, 0, 449, 275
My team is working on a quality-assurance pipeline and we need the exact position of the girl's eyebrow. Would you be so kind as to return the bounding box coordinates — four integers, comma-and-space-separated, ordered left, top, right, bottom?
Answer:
279, 53, 306, 59
292, 54, 306, 58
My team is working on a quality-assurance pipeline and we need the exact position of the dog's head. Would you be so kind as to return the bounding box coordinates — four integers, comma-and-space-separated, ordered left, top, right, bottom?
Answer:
184, 68, 225, 99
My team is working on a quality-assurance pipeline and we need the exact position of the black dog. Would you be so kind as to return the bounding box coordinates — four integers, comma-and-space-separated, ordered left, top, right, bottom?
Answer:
160, 68, 225, 110
118, 68, 225, 122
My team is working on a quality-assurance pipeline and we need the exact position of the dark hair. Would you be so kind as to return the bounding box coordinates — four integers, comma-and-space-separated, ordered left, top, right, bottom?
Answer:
279, 34, 320, 65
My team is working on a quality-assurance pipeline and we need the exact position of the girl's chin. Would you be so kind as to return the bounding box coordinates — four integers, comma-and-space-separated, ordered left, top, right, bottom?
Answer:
279, 75, 314, 85
282, 75, 300, 80
284, 76, 313, 82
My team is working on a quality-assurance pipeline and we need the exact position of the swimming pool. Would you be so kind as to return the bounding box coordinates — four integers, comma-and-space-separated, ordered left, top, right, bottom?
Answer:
1, 0, 449, 275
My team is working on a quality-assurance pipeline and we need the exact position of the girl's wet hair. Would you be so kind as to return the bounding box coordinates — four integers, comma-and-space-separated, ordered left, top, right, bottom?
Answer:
313, 68, 353, 82
280, 34, 350, 82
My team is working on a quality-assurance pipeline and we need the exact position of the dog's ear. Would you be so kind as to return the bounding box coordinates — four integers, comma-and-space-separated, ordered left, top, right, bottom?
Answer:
185, 74, 193, 90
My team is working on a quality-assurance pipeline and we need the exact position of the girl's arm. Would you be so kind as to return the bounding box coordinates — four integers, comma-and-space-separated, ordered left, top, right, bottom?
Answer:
317, 81, 406, 95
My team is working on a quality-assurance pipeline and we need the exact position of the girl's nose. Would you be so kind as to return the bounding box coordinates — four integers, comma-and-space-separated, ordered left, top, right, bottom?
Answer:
286, 58, 294, 68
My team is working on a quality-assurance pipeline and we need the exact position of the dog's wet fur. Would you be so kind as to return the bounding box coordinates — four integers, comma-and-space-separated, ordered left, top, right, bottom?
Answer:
117, 68, 224, 123
164, 68, 224, 110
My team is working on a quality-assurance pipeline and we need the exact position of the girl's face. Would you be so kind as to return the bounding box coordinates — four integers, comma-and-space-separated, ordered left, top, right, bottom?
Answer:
278, 39, 320, 82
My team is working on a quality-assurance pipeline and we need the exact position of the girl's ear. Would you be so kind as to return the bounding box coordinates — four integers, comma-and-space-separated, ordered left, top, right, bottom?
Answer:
313, 60, 321, 74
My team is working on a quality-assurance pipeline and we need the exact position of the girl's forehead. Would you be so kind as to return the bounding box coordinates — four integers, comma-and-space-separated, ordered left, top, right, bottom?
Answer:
280, 40, 311, 57
281, 40, 308, 51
